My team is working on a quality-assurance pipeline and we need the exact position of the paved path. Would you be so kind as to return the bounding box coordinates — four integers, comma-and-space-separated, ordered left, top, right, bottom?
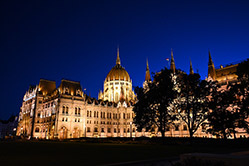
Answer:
100, 157, 179, 166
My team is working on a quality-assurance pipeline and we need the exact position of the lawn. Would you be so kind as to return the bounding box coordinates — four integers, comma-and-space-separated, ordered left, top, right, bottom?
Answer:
0, 138, 248, 166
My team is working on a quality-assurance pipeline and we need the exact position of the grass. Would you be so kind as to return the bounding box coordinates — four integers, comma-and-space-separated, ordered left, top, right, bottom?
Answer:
0, 138, 249, 166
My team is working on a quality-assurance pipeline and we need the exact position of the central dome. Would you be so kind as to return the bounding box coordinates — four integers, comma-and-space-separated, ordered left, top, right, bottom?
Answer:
106, 64, 130, 81
105, 48, 130, 81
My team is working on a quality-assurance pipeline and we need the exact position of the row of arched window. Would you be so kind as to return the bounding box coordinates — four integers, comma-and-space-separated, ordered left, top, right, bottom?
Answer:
86, 127, 136, 133
62, 106, 81, 115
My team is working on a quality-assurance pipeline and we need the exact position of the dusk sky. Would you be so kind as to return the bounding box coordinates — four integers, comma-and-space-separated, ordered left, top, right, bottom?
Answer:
1, 0, 249, 119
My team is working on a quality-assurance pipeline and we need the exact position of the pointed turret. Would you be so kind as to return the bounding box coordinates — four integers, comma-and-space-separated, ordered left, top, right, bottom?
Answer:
116, 47, 121, 65
170, 49, 176, 73
145, 59, 151, 82
190, 59, 194, 75
208, 51, 214, 66
208, 51, 216, 80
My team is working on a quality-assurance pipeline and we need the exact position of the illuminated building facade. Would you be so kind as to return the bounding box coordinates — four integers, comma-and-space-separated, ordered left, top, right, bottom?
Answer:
16, 49, 148, 139
16, 49, 247, 139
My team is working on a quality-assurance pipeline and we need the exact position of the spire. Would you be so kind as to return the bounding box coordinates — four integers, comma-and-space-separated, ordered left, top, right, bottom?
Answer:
208, 51, 216, 80
146, 58, 149, 71
116, 46, 121, 65
190, 59, 194, 75
145, 58, 151, 81
208, 50, 213, 66
170, 49, 176, 73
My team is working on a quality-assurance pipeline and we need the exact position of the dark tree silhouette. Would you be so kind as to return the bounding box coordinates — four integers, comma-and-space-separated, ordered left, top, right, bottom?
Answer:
173, 73, 215, 139
133, 68, 177, 137
208, 82, 249, 139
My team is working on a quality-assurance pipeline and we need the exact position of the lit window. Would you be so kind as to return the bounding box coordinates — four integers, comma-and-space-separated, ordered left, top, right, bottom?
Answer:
35, 127, 39, 132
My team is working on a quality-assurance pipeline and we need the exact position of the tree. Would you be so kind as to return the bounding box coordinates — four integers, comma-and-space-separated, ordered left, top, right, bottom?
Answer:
173, 73, 215, 139
207, 82, 249, 139
207, 58, 249, 139
236, 58, 249, 81
133, 68, 177, 137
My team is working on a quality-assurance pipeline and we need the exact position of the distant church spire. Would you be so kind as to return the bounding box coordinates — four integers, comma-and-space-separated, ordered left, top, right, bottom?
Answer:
208, 50, 214, 66
190, 59, 194, 75
170, 49, 176, 73
208, 51, 216, 80
116, 46, 121, 65
145, 58, 151, 81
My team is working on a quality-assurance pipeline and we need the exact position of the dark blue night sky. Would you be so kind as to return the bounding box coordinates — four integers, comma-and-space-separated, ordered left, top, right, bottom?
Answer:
1, 0, 249, 119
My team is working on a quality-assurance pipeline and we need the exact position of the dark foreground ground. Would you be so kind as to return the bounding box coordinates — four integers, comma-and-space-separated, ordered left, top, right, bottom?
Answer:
0, 137, 249, 166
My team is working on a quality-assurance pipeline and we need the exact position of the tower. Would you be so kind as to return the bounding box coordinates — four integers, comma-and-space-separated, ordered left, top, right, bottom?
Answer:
170, 49, 176, 73
190, 59, 194, 75
143, 59, 152, 90
208, 51, 216, 80
99, 47, 135, 103
145, 59, 151, 82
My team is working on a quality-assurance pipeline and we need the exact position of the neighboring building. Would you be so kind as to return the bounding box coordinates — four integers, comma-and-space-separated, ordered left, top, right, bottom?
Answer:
207, 51, 238, 83
0, 115, 18, 139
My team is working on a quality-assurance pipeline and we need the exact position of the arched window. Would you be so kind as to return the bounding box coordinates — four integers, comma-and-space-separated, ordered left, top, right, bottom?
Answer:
97, 111, 98, 118
66, 107, 69, 114
35, 127, 39, 132
133, 128, 135, 132
62, 106, 65, 114
65, 88, 69, 95
87, 110, 89, 117
75, 107, 77, 115
78, 108, 80, 115
90, 111, 92, 117
94, 111, 96, 117
76, 89, 81, 96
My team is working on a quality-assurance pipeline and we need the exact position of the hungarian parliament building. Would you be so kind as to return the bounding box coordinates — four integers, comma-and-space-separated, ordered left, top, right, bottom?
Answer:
16, 49, 245, 139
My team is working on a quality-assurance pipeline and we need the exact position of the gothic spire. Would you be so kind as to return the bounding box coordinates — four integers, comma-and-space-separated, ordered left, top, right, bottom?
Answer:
208, 50, 213, 66
208, 51, 216, 80
170, 49, 176, 73
145, 58, 151, 81
190, 59, 194, 75
116, 46, 121, 65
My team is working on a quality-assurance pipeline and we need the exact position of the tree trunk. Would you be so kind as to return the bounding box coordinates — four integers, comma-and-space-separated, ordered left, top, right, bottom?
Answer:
223, 130, 227, 139
189, 130, 193, 145
233, 129, 237, 139
161, 130, 165, 138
